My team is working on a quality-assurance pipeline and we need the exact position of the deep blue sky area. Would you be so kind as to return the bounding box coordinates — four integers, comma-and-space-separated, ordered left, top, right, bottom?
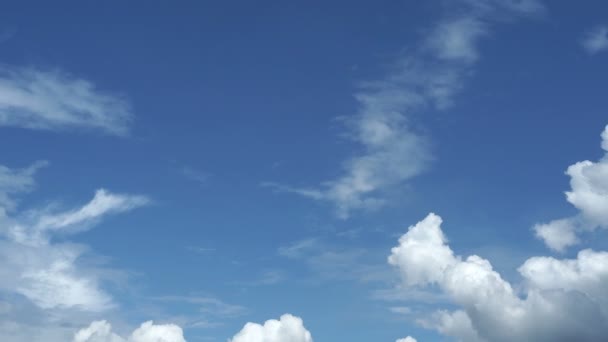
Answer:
0, 1, 607, 341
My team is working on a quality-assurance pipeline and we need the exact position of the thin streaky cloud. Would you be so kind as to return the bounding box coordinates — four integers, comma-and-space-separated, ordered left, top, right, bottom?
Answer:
582, 25, 608, 54
266, 0, 544, 219
0, 163, 149, 313
0, 67, 133, 135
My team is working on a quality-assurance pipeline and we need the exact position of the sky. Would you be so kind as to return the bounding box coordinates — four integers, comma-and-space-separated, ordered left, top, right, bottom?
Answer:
0, 0, 608, 341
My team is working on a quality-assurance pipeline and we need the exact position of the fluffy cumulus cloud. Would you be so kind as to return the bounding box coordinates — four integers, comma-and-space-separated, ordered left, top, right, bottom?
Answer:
582, 25, 608, 54
0, 67, 132, 135
534, 125, 608, 251
389, 213, 608, 341
229, 314, 313, 342
0, 163, 148, 313
74, 320, 186, 342
266, 0, 543, 218
396, 337, 417, 342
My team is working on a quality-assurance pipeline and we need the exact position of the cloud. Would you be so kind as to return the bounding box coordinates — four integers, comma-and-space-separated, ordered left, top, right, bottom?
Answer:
418, 310, 483, 342
0, 67, 133, 135
74, 320, 186, 342
389, 213, 608, 341
534, 124, 608, 251
267, 0, 543, 218
180, 167, 209, 185
0, 160, 47, 211
533, 217, 579, 252
426, 16, 488, 63
229, 314, 313, 342
582, 26, 608, 54
0, 163, 148, 312
396, 337, 417, 342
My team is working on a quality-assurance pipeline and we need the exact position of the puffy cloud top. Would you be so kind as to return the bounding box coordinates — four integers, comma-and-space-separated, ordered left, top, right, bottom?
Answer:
534, 124, 608, 251
396, 337, 417, 342
230, 314, 313, 342
74, 320, 186, 342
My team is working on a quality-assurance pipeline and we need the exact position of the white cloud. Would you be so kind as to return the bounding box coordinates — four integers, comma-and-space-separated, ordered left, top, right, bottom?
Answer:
8, 188, 148, 246
267, 0, 543, 218
396, 337, 417, 342
73, 320, 125, 342
582, 26, 608, 54
426, 16, 487, 63
420, 310, 483, 342
0, 160, 47, 211
534, 124, 608, 251
130, 321, 186, 342
230, 314, 313, 342
0, 163, 148, 312
389, 213, 608, 341
0, 67, 132, 135
533, 218, 579, 252
74, 320, 186, 342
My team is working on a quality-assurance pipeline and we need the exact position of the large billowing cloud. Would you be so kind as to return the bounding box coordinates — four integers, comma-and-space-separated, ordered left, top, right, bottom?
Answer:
534, 125, 608, 251
265, 0, 543, 218
0, 67, 132, 135
73, 320, 186, 342
229, 314, 313, 342
389, 213, 608, 341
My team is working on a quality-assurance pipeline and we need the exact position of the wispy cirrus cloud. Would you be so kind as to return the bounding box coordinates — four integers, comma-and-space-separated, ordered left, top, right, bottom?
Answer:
278, 238, 393, 284
153, 295, 247, 320
0, 160, 47, 211
0, 67, 133, 135
267, 0, 544, 219
0, 163, 148, 315
582, 25, 608, 54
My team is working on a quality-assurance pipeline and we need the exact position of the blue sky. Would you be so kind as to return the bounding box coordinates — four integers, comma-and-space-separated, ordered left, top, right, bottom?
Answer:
1, 1, 608, 341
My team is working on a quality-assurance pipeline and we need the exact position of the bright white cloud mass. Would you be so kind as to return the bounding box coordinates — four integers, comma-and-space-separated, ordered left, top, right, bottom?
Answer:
74, 320, 186, 342
0, 67, 132, 135
229, 314, 313, 342
268, 0, 544, 218
534, 125, 608, 251
389, 212, 608, 341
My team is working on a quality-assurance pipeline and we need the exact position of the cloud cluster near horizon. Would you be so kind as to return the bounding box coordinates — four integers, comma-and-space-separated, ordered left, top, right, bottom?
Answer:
389, 204, 608, 340
229, 314, 313, 342
73, 320, 186, 342
72, 313, 313, 342
267, 0, 544, 218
